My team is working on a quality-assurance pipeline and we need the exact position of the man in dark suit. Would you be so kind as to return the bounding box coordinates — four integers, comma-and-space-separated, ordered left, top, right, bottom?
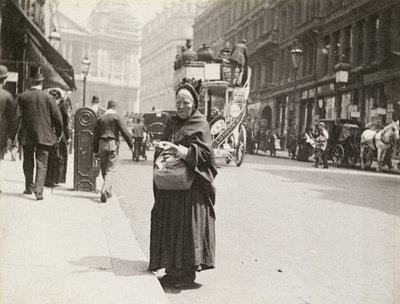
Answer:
0, 65, 17, 193
197, 43, 216, 62
89, 95, 105, 117
93, 100, 133, 202
15, 65, 63, 200
181, 40, 197, 64
229, 39, 248, 86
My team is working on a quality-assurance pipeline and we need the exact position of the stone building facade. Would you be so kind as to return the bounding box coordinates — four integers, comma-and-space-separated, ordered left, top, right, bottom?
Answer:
193, 0, 400, 146
139, 0, 208, 113
57, 1, 140, 113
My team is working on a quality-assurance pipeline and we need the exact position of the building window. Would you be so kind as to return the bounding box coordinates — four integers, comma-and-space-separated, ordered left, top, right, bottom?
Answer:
259, 17, 264, 37
369, 14, 379, 62
322, 35, 330, 76
332, 31, 340, 67
355, 20, 364, 66
343, 26, 352, 63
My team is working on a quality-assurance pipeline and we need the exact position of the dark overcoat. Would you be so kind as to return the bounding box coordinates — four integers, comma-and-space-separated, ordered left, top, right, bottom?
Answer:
0, 87, 16, 151
230, 42, 248, 66
16, 88, 63, 147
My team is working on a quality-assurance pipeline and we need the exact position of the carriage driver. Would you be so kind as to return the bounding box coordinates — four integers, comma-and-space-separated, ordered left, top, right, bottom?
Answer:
314, 122, 329, 169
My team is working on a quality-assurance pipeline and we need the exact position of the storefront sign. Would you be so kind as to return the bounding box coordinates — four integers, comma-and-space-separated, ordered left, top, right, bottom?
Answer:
376, 108, 387, 115
317, 84, 334, 94
349, 105, 358, 112
247, 102, 261, 117
8, 72, 18, 82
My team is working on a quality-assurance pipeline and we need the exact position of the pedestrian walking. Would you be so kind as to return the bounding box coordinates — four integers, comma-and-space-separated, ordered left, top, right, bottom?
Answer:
297, 126, 315, 162
268, 130, 278, 157
314, 122, 329, 168
93, 100, 133, 203
15, 65, 63, 200
89, 95, 105, 117
150, 79, 217, 289
255, 125, 261, 155
229, 39, 248, 86
132, 117, 148, 161
45, 88, 70, 187
0, 65, 17, 193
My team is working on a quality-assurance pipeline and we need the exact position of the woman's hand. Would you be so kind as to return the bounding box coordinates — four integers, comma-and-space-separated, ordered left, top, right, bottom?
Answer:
155, 141, 178, 152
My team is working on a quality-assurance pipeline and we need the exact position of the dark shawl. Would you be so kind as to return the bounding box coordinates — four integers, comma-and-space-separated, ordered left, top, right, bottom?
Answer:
155, 110, 218, 203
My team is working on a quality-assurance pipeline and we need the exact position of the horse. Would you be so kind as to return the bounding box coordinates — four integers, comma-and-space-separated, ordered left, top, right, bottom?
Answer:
360, 120, 400, 171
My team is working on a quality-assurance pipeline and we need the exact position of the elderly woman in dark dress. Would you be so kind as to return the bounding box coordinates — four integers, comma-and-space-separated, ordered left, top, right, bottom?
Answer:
149, 79, 218, 288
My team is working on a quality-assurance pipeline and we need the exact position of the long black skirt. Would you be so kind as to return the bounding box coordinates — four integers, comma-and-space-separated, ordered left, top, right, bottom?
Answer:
149, 178, 216, 272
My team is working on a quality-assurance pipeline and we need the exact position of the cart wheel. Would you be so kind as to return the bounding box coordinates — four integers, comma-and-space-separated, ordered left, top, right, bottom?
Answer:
363, 147, 373, 169
332, 144, 344, 167
234, 125, 246, 167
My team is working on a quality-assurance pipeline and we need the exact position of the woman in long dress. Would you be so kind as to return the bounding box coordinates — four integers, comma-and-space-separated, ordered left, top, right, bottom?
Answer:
149, 80, 218, 288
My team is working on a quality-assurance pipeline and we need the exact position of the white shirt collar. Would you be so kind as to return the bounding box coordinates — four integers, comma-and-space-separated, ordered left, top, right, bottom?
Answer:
104, 109, 115, 114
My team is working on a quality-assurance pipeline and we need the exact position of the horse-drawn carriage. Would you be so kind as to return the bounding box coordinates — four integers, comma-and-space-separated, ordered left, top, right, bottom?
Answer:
319, 119, 363, 168
320, 118, 399, 171
173, 61, 251, 166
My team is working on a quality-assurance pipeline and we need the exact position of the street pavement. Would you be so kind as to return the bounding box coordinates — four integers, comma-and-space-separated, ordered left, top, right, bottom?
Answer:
0, 155, 169, 304
114, 145, 400, 304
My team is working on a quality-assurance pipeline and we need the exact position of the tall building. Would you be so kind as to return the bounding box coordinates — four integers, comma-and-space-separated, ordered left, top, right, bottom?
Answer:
193, 0, 400, 148
139, 0, 208, 113
0, 0, 76, 95
57, 0, 141, 112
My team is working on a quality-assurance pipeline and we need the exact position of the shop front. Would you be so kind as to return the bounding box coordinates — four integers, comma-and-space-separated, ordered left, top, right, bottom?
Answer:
0, 0, 75, 93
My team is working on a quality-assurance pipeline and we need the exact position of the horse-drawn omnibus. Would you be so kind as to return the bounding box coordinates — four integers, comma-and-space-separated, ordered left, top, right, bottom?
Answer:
173, 61, 251, 166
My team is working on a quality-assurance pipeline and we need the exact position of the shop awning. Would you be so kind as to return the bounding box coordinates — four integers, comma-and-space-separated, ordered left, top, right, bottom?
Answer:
9, 1, 76, 91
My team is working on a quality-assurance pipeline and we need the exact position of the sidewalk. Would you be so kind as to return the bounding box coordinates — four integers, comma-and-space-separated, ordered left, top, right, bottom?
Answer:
0, 156, 169, 304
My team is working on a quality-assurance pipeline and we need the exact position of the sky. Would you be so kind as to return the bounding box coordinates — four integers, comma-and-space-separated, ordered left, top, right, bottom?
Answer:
58, 0, 176, 28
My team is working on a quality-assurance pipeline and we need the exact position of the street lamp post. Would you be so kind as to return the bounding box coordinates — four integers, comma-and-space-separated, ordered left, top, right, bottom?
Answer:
290, 46, 303, 140
334, 61, 351, 118
81, 56, 91, 107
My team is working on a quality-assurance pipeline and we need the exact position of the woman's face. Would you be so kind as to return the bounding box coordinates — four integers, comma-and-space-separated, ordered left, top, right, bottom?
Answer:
176, 89, 195, 119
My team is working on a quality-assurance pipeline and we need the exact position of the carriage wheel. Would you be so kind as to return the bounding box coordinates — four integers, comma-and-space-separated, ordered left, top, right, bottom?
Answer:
234, 125, 246, 167
363, 147, 373, 169
332, 144, 345, 167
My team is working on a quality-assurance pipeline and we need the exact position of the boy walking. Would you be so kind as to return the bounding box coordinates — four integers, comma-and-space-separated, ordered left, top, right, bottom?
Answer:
93, 100, 133, 202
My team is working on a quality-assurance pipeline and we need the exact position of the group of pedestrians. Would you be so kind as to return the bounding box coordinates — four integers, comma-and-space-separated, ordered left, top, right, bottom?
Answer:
244, 120, 332, 168
246, 125, 281, 157
0, 65, 67, 200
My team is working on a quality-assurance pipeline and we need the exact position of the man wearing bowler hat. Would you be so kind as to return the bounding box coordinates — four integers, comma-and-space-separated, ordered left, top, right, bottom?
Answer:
89, 95, 105, 117
0, 65, 17, 193
15, 65, 63, 200
93, 100, 133, 203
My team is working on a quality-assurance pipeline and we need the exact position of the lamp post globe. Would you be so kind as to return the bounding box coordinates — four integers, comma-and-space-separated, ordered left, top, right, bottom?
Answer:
81, 56, 90, 107
290, 47, 304, 72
